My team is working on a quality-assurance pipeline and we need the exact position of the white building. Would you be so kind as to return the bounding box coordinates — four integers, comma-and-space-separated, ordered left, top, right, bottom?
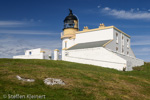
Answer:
61, 9, 144, 71
54, 49, 59, 60
13, 48, 51, 60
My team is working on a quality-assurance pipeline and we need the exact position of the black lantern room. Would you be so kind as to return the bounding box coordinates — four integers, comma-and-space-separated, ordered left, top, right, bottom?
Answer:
64, 9, 78, 29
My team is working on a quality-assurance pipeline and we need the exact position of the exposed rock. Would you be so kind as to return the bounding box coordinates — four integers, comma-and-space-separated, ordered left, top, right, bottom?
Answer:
44, 78, 65, 85
16, 75, 35, 82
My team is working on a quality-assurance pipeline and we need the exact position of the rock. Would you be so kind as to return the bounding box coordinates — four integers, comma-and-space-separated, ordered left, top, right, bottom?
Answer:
16, 75, 22, 80
16, 75, 35, 82
44, 78, 65, 85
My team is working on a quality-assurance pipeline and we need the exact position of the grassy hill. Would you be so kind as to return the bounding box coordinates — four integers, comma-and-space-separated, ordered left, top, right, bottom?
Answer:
0, 59, 150, 100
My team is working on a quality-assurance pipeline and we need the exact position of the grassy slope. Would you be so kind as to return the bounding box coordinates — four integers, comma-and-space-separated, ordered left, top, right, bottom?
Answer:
0, 59, 150, 100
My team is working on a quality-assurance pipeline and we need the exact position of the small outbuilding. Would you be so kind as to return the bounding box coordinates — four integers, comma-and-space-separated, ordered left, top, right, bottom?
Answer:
13, 48, 51, 60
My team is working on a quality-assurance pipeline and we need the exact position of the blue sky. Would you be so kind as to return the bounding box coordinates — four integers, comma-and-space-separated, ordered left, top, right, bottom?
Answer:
0, 0, 150, 62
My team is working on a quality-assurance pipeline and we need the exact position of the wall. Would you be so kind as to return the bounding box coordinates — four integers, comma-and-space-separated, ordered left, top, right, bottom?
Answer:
112, 50, 144, 71
54, 50, 59, 60
41, 48, 52, 59
13, 54, 43, 59
25, 48, 41, 55
13, 48, 51, 60
62, 38, 75, 49
62, 28, 113, 50
62, 47, 126, 71
75, 28, 113, 44
106, 28, 135, 57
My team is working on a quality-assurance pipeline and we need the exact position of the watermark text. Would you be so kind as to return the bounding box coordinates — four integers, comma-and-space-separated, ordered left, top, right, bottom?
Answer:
3, 94, 46, 99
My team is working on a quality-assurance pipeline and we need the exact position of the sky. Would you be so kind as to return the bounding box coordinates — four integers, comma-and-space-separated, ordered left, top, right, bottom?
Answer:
0, 0, 150, 62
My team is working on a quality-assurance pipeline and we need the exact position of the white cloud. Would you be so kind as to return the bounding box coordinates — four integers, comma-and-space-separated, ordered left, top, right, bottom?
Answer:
103, 7, 110, 10
130, 8, 134, 12
131, 42, 150, 46
117, 25, 150, 28
131, 46, 150, 62
101, 7, 150, 20
0, 36, 61, 58
97, 6, 101, 8
132, 47, 150, 60
132, 35, 150, 39
140, 48, 150, 52
0, 20, 61, 58
137, 8, 140, 11
0, 30, 56, 35
0, 21, 27, 27
131, 35, 150, 46
130, 35, 150, 61
0, 20, 42, 27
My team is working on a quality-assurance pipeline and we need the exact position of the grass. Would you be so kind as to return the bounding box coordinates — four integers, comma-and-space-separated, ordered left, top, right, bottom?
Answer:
0, 59, 150, 100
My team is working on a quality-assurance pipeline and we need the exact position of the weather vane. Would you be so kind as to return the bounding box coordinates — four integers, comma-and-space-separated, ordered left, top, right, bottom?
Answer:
69, 9, 72, 14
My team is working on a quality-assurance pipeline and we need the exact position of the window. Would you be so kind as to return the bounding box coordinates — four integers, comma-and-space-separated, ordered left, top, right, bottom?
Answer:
127, 39, 129, 48
116, 33, 118, 43
122, 48, 124, 54
49, 56, 52, 60
29, 51, 32, 55
122, 36, 124, 46
65, 41, 67, 48
64, 20, 75, 28
65, 52, 69, 56
127, 51, 129, 55
116, 47, 118, 52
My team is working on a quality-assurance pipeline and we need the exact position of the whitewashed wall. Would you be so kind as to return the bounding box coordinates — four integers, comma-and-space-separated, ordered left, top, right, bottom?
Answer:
41, 48, 52, 59
54, 50, 59, 60
128, 47, 136, 57
114, 51, 144, 71
25, 48, 41, 55
62, 47, 127, 71
13, 54, 43, 59
62, 38, 75, 49
106, 29, 135, 57
75, 28, 113, 44
13, 48, 51, 60
62, 28, 114, 50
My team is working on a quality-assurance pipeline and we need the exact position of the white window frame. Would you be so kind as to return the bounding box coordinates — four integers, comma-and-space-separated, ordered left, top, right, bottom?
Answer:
127, 39, 129, 48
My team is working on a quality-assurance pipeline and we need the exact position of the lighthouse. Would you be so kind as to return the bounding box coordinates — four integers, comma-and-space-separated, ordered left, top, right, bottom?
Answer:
61, 9, 79, 60
61, 9, 144, 71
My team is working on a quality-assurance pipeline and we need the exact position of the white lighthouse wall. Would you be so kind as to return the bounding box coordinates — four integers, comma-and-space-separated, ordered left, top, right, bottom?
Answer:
75, 28, 113, 44
62, 47, 126, 71
62, 38, 75, 49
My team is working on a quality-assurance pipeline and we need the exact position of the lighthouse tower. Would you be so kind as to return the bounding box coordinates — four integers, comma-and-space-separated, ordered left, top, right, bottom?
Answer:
61, 9, 79, 60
